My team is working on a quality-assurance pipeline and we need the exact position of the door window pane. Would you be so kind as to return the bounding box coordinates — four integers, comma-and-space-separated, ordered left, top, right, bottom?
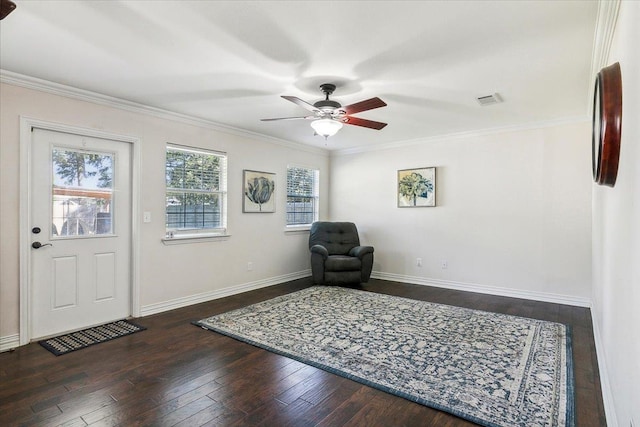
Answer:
51, 148, 114, 237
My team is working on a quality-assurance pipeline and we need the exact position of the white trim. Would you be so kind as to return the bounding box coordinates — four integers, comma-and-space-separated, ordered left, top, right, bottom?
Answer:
1, 70, 328, 157
590, 307, 619, 427
131, 134, 142, 317
589, 0, 621, 104
0, 334, 20, 353
284, 225, 311, 233
19, 117, 142, 344
19, 119, 31, 345
161, 234, 231, 245
166, 143, 227, 157
140, 270, 311, 317
1, 70, 590, 159
587, 4, 620, 426
370, 271, 591, 307
332, 116, 590, 157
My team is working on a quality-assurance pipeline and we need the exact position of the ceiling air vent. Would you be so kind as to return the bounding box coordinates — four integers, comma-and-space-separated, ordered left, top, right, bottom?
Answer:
476, 93, 503, 106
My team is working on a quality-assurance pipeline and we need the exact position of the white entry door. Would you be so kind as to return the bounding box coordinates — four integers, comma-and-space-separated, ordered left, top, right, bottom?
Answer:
30, 128, 132, 339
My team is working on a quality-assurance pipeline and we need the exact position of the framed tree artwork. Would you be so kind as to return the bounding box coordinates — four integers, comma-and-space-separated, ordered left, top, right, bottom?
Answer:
398, 167, 436, 207
243, 170, 276, 213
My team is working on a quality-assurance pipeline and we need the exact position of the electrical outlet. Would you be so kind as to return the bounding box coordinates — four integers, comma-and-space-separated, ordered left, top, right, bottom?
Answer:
247, 262, 253, 271
441, 260, 448, 269
416, 258, 422, 267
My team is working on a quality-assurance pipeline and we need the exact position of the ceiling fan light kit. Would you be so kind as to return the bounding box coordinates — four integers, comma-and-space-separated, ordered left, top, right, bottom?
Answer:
261, 83, 388, 140
311, 118, 343, 139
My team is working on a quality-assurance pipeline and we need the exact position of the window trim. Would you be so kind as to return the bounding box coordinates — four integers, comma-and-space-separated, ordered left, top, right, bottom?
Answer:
161, 233, 231, 245
164, 144, 228, 240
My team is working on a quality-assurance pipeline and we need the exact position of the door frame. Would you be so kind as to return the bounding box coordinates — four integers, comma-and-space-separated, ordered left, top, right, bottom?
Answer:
19, 117, 141, 345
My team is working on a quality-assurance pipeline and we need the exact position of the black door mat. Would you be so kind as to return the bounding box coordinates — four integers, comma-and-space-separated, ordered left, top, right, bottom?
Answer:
39, 319, 146, 356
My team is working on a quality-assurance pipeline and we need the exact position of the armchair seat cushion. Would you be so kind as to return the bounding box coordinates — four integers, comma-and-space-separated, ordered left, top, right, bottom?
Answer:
325, 255, 362, 272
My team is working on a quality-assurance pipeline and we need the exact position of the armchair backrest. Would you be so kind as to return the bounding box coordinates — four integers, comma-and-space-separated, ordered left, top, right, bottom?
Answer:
309, 222, 361, 256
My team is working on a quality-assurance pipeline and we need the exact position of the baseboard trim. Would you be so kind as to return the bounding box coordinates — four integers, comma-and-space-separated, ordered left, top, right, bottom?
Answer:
371, 271, 591, 307
0, 334, 20, 353
590, 308, 618, 427
139, 270, 311, 317
5, 272, 591, 348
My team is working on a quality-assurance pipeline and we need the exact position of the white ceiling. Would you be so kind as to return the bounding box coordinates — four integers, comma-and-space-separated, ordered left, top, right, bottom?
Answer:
0, 1, 598, 150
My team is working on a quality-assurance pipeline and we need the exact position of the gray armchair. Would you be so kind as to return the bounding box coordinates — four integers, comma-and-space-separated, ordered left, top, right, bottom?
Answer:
309, 221, 374, 285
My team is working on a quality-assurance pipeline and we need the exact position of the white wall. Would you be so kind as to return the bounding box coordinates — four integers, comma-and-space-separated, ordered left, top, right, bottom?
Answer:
0, 82, 329, 342
330, 122, 592, 304
591, 2, 640, 427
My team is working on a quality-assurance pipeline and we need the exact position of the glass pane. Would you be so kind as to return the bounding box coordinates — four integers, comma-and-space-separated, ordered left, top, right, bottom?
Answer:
166, 192, 221, 230
52, 148, 114, 237
287, 167, 314, 196
286, 167, 318, 225
166, 148, 220, 191
286, 196, 315, 225
165, 149, 184, 187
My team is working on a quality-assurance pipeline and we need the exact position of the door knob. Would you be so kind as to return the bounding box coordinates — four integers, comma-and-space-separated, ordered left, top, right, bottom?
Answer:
32, 242, 53, 249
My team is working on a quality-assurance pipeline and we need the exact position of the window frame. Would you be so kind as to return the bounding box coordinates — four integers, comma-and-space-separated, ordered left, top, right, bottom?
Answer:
164, 144, 228, 242
285, 165, 319, 230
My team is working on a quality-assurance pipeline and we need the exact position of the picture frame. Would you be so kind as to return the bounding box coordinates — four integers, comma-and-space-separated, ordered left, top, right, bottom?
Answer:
243, 170, 276, 213
398, 167, 436, 207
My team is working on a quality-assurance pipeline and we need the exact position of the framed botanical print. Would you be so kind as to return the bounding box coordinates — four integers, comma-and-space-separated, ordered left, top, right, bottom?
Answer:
243, 170, 276, 213
398, 167, 436, 207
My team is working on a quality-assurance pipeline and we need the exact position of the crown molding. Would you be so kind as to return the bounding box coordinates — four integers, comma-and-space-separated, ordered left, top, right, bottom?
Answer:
589, 0, 621, 103
0, 69, 328, 157
0, 68, 594, 159
332, 115, 589, 157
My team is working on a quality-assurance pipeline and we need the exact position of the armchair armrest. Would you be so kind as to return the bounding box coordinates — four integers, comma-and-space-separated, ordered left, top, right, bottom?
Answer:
310, 244, 329, 259
349, 245, 374, 259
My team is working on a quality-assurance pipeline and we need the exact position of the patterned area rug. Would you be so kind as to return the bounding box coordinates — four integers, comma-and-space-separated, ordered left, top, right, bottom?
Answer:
39, 319, 146, 356
196, 286, 574, 427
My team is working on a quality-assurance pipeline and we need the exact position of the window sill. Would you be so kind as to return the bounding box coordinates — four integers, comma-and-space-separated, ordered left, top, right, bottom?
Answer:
284, 225, 311, 233
162, 234, 231, 245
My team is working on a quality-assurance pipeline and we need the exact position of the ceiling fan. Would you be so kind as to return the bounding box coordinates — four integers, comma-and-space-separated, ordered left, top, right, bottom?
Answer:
261, 83, 387, 139
0, 0, 17, 20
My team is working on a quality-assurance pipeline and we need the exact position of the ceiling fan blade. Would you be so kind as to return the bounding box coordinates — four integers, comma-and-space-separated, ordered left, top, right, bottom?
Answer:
342, 97, 387, 115
282, 96, 321, 113
260, 115, 315, 121
343, 116, 388, 130
0, 0, 17, 20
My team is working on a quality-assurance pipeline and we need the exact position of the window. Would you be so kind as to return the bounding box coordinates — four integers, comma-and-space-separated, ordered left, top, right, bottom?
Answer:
51, 148, 114, 237
165, 145, 227, 238
286, 166, 319, 226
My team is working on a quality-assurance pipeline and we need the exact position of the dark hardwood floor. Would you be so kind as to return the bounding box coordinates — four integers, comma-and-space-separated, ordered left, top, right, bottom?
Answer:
0, 278, 606, 426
